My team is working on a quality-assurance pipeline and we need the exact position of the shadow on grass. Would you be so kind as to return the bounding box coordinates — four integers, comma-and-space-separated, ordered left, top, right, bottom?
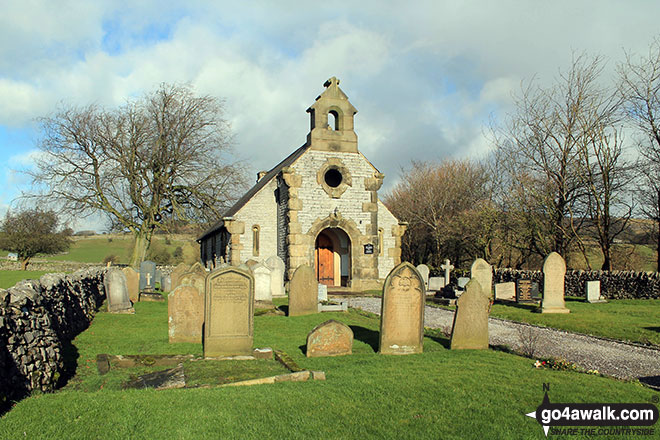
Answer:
639, 375, 660, 391
279, 305, 289, 316
349, 326, 379, 353
644, 326, 660, 333
423, 329, 451, 349
58, 340, 80, 389
498, 301, 540, 312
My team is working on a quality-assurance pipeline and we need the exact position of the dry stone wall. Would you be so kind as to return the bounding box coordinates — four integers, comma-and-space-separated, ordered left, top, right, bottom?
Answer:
494, 268, 660, 299
0, 267, 107, 410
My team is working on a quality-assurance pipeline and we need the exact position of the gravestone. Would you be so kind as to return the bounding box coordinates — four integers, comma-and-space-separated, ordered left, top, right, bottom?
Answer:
440, 259, 454, 286
428, 277, 445, 292
265, 256, 286, 298
289, 265, 318, 316
379, 262, 425, 355
470, 258, 493, 298
105, 268, 134, 313
170, 263, 189, 291
416, 264, 430, 291
541, 252, 570, 314
204, 267, 254, 357
450, 279, 490, 349
189, 262, 207, 277
179, 272, 206, 297
161, 275, 172, 292
494, 282, 516, 301
154, 269, 163, 287
168, 285, 204, 343
122, 267, 139, 303
586, 280, 605, 303
516, 279, 533, 303
139, 260, 157, 292
306, 320, 353, 358
457, 277, 470, 289
252, 263, 272, 303
318, 284, 328, 302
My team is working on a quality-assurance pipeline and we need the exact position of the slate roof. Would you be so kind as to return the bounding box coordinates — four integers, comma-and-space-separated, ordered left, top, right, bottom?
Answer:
197, 143, 309, 241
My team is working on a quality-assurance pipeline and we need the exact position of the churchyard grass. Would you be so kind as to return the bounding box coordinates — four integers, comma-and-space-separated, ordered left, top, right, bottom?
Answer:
0, 270, 51, 288
0, 298, 656, 439
430, 298, 660, 346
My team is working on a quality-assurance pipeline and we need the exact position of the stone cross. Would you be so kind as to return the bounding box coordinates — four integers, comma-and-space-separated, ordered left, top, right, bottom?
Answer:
145, 272, 152, 287
440, 259, 454, 285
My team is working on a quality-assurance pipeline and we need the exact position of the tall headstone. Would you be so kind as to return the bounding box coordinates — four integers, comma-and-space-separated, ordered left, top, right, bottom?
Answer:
204, 267, 254, 357
306, 320, 353, 358
154, 269, 163, 287
168, 285, 204, 343
161, 274, 172, 293
289, 265, 318, 316
105, 268, 134, 313
265, 256, 286, 298
139, 260, 157, 292
318, 284, 328, 302
586, 280, 605, 303
450, 279, 490, 349
541, 252, 570, 314
170, 263, 189, 291
189, 262, 207, 277
516, 279, 533, 303
252, 263, 272, 303
470, 258, 493, 298
416, 264, 430, 291
122, 267, 139, 303
441, 259, 454, 286
379, 262, 425, 355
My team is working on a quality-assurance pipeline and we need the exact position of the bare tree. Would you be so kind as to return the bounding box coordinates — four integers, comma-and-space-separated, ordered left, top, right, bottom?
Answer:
619, 38, 660, 269
24, 84, 247, 266
0, 209, 71, 270
493, 54, 621, 260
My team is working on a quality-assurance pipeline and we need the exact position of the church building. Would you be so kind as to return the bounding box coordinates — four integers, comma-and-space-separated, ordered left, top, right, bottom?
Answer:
197, 78, 406, 291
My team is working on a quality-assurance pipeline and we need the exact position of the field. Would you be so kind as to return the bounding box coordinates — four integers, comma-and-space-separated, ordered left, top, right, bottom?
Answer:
0, 270, 52, 289
0, 299, 656, 439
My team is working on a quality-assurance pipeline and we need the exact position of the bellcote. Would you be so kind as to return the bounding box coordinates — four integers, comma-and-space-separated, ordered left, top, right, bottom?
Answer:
306, 77, 358, 153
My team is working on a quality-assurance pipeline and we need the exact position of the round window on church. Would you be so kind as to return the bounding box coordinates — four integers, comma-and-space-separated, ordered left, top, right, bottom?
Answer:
324, 168, 343, 188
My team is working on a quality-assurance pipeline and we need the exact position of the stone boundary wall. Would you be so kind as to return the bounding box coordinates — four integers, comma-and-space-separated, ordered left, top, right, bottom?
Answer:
0, 267, 107, 409
494, 268, 660, 299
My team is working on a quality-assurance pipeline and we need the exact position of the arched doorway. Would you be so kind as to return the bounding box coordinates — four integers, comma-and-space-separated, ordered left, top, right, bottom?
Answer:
315, 228, 351, 287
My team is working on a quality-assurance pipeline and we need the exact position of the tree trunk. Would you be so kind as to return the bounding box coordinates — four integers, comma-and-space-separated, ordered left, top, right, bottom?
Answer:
657, 218, 660, 272
130, 232, 152, 267
21, 258, 30, 270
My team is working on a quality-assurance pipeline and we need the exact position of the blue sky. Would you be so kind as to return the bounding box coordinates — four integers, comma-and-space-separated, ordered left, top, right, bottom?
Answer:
1, 0, 659, 231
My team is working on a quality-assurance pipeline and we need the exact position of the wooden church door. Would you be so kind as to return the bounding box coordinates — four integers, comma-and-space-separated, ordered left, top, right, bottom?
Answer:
316, 233, 334, 286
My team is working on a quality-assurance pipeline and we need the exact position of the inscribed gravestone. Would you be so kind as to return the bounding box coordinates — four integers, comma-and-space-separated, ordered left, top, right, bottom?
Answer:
122, 267, 139, 303
516, 279, 533, 303
306, 320, 353, 358
168, 285, 204, 343
105, 268, 134, 313
470, 258, 493, 298
586, 280, 605, 303
379, 262, 425, 355
265, 256, 286, 298
541, 252, 570, 314
494, 282, 516, 301
252, 263, 272, 303
161, 274, 172, 292
289, 265, 318, 316
204, 267, 254, 357
189, 261, 207, 276
139, 260, 157, 292
450, 279, 490, 349
416, 264, 430, 291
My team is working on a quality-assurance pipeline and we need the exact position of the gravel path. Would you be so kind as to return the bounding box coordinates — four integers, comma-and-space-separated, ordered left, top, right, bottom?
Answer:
346, 297, 660, 382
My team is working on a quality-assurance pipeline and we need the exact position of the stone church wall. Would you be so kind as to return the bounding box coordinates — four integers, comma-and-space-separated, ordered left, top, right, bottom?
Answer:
377, 200, 398, 278
294, 150, 373, 236
234, 178, 279, 262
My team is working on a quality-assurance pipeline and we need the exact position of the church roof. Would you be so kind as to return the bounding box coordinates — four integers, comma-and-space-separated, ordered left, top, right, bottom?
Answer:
197, 143, 309, 241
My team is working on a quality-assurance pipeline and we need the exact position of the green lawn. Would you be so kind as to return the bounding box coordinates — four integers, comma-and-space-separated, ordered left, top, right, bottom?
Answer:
0, 270, 53, 289
0, 299, 655, 439
431, 297, 660, 347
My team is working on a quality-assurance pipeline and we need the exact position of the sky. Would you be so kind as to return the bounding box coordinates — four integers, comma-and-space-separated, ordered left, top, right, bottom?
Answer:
1, 0, 659, 231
